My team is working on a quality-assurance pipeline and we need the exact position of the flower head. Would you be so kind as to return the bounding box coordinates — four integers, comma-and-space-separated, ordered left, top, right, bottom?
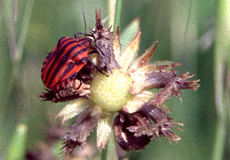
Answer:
40, 9, 199, 156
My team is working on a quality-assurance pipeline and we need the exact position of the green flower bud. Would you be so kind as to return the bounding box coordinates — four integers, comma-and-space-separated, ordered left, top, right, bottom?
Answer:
90, 69, 133, 112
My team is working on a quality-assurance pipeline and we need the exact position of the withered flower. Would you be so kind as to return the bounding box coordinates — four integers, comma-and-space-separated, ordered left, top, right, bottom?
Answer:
40, 9, 199, 156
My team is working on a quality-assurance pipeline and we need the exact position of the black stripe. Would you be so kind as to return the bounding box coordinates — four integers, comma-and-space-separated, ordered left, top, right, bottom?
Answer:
69, 47, 88, 59
75, 57, 88, 65
41, 52, 52, 72
79, 38, 92, 46
47, 37, 69, 61
59, 61, 77, 80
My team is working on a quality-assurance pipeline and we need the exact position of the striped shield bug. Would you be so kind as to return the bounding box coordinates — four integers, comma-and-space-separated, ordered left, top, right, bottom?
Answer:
40, 8, 120, 102
41, 35, 93, 91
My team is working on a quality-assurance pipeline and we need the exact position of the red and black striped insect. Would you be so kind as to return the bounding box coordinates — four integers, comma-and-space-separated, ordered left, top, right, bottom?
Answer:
41, 35, 92, 91
41, 9, 120, 92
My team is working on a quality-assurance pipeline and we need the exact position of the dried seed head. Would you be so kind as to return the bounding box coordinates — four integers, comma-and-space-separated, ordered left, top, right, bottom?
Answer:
113, 112, 152, 151
40, 8, 200, 156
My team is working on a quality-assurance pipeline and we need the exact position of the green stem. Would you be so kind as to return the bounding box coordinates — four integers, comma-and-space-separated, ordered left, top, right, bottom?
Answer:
106, 134, 118, 160
100, 1, 123, 160
7, 124, 28, 160
101, 113, 118, 160
212, 0, 230, 159
108, 0, 122, 31
108, 0, 116, 29
17, 0, 34, 62
1, 0, 17, 61
114, 0, 122, 29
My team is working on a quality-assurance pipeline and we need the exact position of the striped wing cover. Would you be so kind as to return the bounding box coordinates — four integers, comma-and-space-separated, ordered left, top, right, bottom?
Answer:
41, 37, 92, 90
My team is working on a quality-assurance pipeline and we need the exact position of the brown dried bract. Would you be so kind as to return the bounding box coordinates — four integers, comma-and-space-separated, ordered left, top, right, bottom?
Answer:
39, 79, 90, 103
114, 103, 183, 151
113, 112, 152, 151
127, 41, 159, 74
127, 103, 183, 142
62, 107, 100, 156
90, 9, 121, 73
149, 72, 200, 106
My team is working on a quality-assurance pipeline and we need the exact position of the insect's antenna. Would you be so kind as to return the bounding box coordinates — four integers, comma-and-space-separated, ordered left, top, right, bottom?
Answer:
82, 6, 87, 37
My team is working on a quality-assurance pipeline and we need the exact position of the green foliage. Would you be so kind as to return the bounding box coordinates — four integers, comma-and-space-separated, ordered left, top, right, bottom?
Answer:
0, 0, 229, 159
7, 124, 28, 160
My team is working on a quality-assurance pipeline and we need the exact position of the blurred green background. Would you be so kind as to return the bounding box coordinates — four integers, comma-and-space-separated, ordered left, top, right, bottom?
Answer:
0, 0, 229, 159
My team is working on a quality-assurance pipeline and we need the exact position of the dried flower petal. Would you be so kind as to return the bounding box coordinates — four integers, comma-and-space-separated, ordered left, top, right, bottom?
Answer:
97, 114, 114, 148
127, 41, 158, 74
55, 98, 90, 124
150, 73, 200, 106
120, 30, 142, 71
39, 79, 90, 103
130, 67, 176, 94
153, 61, 182, 69
123, 91, 156, 113
128, 103, 183, 142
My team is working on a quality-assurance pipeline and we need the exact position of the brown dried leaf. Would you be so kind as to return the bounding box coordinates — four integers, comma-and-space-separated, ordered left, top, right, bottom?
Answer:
128, 103, 183, 142
130, 68, 177, 94
150, 73, 200, 106
90, 9, 120, 73
62, 107, 100, 155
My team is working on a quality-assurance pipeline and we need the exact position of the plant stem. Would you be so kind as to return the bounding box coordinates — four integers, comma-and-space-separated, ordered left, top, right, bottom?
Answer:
108, 0, 122, 31
105, 133, 118, 160
7, 124, 28, 160
114, 0, 122, 29
213, 0, 230, 159
100, 1, 123, 160
17, 0, 34, 62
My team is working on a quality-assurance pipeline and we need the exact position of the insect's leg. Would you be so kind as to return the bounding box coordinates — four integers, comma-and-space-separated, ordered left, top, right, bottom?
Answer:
88, 48, 97, 54
77, 80, 83, 89
87, 59, 109, 77
74, 32, 92, 39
